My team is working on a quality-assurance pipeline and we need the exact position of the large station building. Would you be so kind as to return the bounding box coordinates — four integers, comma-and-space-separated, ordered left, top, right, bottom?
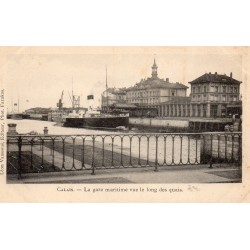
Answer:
157, 72, 242, 118
100, 60, 242, 119
101, 59, 188, 112
126, 59, 188, 109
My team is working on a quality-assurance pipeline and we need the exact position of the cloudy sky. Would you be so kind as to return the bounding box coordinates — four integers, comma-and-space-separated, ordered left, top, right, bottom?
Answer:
2, 47, 243, 112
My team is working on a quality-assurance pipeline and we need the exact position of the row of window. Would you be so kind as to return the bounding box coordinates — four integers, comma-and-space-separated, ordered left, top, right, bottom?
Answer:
159, 104, 227, 117
128, 98, 159, 104
192, 94, 238, 102
127, 91, 160, 97
192, 85, 238, 93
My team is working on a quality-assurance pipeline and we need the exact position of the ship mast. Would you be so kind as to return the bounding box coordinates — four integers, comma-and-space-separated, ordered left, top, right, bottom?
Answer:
72, 76, 74, 109
18, 96, 20, 113
106, 65, 108, 111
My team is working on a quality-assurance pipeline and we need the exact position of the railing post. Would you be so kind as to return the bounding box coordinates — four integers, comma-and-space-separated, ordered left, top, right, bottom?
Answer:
163, 136, 166, 165
72, 137, 75, 170
154, 136, 159, 172
120, 136, 124, 167
30, 138, 34, 171
138, 136, 141, 166
17, 136, 22, 179
41, 138, 44, 170
91, 136, 96, 175
62, 138, 65, 170
146, 136, 150, 166
238, 133, 242, 165
180, 135, 183, 164
209, 134, 213, 168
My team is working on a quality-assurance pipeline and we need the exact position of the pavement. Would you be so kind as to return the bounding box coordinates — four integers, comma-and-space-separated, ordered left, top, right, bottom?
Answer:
7, 164, 241, 183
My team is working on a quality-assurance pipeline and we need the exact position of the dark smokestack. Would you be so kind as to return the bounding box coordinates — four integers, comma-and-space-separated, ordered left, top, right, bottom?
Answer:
230, 72, 232, 78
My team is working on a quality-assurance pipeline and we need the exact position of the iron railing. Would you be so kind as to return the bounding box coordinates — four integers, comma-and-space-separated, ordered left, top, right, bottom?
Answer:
7, 132, 242, 179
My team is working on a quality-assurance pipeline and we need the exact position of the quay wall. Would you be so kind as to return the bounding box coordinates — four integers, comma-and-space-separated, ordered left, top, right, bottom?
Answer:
129, 117, 238, 132
129, 117, 189, 129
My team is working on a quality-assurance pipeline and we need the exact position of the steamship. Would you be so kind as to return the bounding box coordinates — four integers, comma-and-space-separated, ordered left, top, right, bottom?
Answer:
63, 111, 129, 129
63, 67, 129, 130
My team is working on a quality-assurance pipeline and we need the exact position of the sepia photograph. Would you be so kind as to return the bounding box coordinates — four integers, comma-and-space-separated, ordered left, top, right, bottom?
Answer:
3, 47, 243, 185
1, 2, 250, 250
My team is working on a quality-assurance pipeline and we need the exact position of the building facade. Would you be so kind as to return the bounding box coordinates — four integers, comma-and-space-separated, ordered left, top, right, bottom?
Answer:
157, 72, 242, 118
126, 59, 188, 109
158, 96, 192, 118
189, 72, 241, 117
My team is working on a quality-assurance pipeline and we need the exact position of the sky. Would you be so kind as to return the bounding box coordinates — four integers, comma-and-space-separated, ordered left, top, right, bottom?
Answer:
2, 47, 243, 112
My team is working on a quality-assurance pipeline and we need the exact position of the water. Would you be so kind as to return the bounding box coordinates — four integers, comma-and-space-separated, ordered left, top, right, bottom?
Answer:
8, 119, 200, 164
8, 119, 118, 135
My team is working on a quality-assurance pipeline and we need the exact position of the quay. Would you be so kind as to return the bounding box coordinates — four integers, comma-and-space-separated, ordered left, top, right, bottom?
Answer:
6, 121, 242, 183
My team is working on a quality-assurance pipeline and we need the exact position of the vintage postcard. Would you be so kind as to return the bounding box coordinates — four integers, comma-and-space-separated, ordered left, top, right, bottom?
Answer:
0, 46, 249, 202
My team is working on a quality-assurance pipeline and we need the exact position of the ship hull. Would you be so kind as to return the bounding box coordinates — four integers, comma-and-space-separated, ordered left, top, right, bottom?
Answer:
64, 117, 129, 129
7, 113, 30, 119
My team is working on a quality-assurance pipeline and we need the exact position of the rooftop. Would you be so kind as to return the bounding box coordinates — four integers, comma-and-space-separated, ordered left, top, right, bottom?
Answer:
189, 72, 242, 85
111, 103, 137, 109
127, 77, 188, 91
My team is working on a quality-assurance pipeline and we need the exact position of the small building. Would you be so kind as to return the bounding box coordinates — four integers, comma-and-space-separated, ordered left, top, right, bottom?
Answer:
109, 103, 158, 117
25, 107, 52, 120
101, 87, 127, 111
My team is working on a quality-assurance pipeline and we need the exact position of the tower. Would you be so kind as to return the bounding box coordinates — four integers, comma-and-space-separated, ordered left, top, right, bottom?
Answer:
151, 58, 158, 78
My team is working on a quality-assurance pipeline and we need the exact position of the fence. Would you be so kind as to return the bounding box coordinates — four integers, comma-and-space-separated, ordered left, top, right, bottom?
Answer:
7, 132, 242, 179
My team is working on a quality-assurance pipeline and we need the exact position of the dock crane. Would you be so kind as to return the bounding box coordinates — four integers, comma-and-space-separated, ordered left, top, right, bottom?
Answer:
57, 90, 64, 110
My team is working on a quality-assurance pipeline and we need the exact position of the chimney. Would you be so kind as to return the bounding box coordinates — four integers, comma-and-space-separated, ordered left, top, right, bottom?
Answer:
166, 78, 169, 83
215, 72, 217, 75
215, 72, 217, 79
230, 72, 233, 78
